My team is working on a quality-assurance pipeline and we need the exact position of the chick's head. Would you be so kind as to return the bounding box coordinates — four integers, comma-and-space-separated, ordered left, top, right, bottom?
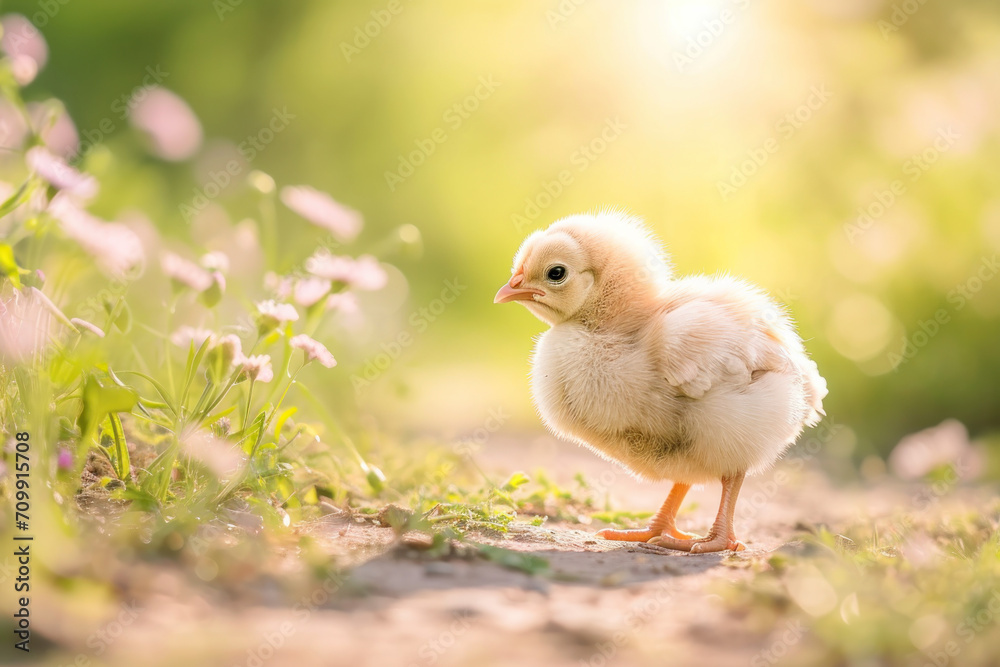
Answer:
494, 227, 594, 325
495, 211, 672, 326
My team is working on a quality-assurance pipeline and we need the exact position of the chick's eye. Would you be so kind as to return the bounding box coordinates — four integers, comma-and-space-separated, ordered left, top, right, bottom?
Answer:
546, 265, 567, 283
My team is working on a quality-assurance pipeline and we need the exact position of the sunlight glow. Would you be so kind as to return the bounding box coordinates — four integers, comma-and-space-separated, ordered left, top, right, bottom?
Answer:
659, 0, 728, 45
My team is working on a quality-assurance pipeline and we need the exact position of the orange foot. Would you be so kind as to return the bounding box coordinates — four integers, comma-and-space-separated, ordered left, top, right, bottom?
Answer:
597, 526, 701, 543
648, 533, 746, 553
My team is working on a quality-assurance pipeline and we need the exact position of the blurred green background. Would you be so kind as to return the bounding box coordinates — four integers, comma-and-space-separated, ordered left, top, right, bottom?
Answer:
8, 0, 1000, 458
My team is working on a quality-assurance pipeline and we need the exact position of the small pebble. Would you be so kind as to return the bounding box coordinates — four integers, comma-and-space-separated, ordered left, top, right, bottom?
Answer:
425, 562, 456, 577
401, 531, 435, 550
599, 571, 626, 587
524, 577, 550, 594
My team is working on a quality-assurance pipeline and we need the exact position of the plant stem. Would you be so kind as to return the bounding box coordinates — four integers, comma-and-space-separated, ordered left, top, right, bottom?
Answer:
164, 292, 180, 403
243, 380, 255, 432
199, 336, 260, 422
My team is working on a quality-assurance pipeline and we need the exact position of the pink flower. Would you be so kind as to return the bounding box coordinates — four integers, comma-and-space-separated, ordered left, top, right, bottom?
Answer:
48, 195, 145, 279
325, 292, 358, 314
170, 326, 215, 349
305, 252, 353, 282
888, 420, 977, 480
200, 251, 230, 273
180, 428, 245, 478
0, 14, 48, 81
305, 251, 387, 291
350, 255, 389, 291
0, 291, 51, 364
9, 55, 36, 86
57, 447, 73, 471
205, 334, 242, 377
293, 276, 332, 308
290, 334, 337, 368
28, 102, 79, 159
195, 251, 229, 308
0, 98, 29, 149
70, 317, 105, 338
280, 186, 361, 241
161, 251, 213, 292
254, 300, 299, 334
27, 147, 97, 200
129, 87, 203, 162
239, 354, 274, 383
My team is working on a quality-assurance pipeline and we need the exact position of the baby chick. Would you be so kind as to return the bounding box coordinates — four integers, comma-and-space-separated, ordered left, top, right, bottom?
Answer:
494, 211, 826, 553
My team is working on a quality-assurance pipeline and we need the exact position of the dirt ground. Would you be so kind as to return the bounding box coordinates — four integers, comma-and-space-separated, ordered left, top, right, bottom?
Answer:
17, 435, 945, 667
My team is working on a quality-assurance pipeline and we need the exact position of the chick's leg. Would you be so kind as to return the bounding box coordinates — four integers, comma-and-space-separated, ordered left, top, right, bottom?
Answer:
597, 482, 699, 543
648, 473, 747, 553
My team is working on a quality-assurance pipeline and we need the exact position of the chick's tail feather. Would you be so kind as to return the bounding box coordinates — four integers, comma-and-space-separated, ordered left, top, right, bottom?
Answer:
801, 358, 828, 427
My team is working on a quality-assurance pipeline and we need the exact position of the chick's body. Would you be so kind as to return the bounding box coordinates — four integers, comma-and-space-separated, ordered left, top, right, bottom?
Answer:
532, 275, 822, 485
495, 212, 827, 553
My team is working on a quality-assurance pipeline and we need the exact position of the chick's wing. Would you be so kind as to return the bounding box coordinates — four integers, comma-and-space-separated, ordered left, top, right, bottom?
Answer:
655, 279, 795, 399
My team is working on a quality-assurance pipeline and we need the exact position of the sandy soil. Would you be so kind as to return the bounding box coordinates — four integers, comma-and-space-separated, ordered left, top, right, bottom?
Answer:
14, 435, 953, 667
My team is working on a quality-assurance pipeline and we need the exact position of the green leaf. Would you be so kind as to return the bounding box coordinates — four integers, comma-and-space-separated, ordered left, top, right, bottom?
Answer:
361, 461, 386, 494
252, 442, 279, 472
502, 471, 531, 492
476, 544, 549, 575
0, 178, 34, 219
78, 374, 138, 442
117, 487, 160, 512
141, 440, 179, 500
0, 243, 22, 289
274, 406, 298, 438
117, 371, 176, 416
107, 368, 170, 426
204, 404, 237, 424
128, 406, 173, 429
103, 296, 132, 333
106, 412, 131, 482
590, 510, 653, 527
366, 468, 385, 494
239, 410, 267, 455
492, 489, 515, 507
180, 336, 212, 409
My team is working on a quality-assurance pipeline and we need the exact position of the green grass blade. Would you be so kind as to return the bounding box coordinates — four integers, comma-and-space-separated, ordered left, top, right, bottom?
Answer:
107, 412, 131, 482
118, 370, 177, 416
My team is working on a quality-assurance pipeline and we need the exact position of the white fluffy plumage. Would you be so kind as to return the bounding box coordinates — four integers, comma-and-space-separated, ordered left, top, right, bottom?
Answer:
495, 211, 827, 552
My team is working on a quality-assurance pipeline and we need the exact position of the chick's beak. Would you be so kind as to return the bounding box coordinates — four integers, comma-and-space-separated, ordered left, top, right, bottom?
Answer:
494, 271, 544, 304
